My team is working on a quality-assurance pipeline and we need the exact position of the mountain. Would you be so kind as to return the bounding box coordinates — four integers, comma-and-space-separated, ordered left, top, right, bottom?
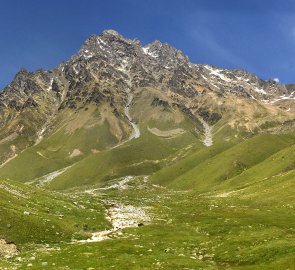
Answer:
0, 30, 295, 269
0, 29, 294, 187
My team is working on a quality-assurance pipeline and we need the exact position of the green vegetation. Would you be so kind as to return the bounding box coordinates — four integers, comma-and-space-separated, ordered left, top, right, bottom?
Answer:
172, 134, 294, 190
0, 179, 109, 246
1, 179, 294, 269
0, 107, 294, 269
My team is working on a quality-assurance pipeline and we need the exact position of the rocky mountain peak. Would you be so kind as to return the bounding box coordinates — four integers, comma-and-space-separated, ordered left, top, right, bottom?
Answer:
143, 40, 189, 67
102, 29, 121, 37
74, 29, 142, 67
16, 68, 30, 76
0, 29, 294, 173
1, 29, 293, 114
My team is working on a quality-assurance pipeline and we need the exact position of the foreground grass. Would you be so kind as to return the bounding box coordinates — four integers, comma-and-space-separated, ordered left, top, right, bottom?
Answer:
1, 132, 295, 269
0, 180, 109, 246
1, 178, 294, 270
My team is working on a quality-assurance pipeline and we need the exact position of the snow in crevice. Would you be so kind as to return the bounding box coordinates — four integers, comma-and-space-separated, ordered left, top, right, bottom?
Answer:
124, 91, 140, 140
83, 49, 94, 59
200, 74, 208, 80
142, 46, 158, 58
263, 91, 295, 104
252, 87, 267, 95
116, 59, 129, 74
35, 127, 46, 145
204, 65, 231, 83
47, 79, 53, 92
97, 37, 107, 46
73, 65, 79, 75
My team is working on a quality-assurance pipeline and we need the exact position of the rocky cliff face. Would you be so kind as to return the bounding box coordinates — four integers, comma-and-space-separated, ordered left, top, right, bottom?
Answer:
0, 29, 294, 164
1, 29, 291, 113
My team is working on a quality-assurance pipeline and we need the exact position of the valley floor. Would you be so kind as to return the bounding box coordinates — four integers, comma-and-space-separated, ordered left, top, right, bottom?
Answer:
1, 176, 294, 270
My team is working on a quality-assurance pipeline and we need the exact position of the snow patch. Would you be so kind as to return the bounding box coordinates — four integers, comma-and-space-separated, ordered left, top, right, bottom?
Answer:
142, 46, 158, 58
47, 79, 53, 92
205, 66, 231, 83
35, 127, 47, 145
73, 65, 79, 75
253, 87, 267, 95
97, 176, 134, 191
97, 37, 107, 46
267, 91, 295, 104
83, 52, 94, 59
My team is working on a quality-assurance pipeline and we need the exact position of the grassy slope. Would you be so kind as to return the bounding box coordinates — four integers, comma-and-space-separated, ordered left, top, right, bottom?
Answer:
4, 182, 294, 270
0, 113, 121, 183
0, 95, 203, 187
0, 97, 294, 268
219, 143, 295, 190
0, 179, 108, 246
0, 132, 294, 269
150, 141, 235, 186
48, 128, 201, 190
163, 134, 295, 191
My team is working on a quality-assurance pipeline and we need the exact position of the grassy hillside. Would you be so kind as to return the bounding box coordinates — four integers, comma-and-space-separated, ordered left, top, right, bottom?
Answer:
156, 134, 295, 191
0, 96, 204, 187
1, 179, 293, 270
48, 127, 201, 190
0, 105, 128, 182
0, 179, 108, 246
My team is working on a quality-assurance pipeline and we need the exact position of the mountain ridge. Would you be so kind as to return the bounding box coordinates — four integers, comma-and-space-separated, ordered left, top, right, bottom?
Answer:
0, 29, 294, 183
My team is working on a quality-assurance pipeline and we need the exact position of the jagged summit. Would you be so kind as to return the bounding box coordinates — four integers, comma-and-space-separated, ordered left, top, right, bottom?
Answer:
0, 29, 293, 115
102, 29, 121, 36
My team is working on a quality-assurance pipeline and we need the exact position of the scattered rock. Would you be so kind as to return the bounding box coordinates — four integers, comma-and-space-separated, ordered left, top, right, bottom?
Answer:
0, 239, 18, 258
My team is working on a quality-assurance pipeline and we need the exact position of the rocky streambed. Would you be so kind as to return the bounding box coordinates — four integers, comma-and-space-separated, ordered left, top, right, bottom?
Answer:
80, 200, 150, 243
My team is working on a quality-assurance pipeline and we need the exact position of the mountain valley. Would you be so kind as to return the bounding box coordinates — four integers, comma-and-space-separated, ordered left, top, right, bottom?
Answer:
0, 30, 294, 269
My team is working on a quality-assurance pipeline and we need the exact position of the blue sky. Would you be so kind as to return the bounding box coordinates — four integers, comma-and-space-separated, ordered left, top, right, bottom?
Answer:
1, 0, 295, 89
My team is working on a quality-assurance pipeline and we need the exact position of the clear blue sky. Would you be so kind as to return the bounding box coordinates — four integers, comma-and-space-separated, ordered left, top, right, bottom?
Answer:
1, 0, 295, 89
